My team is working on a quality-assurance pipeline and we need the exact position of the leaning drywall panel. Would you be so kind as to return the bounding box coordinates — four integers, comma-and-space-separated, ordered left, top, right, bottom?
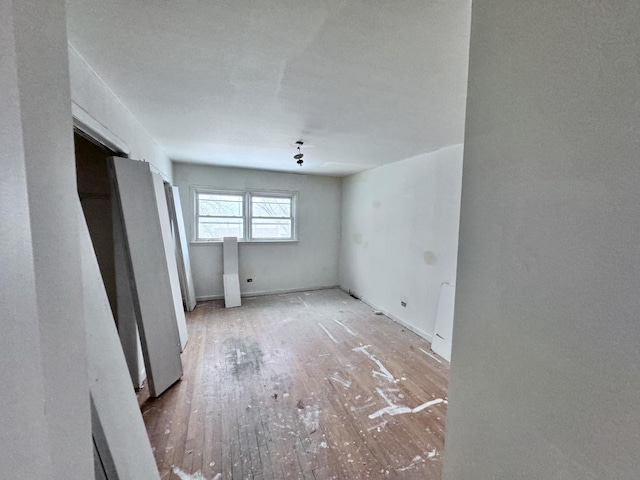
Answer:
113, 201, 143, 388
223, 236, 239, 275
223, 237, 241, 307
223, 274, 242, 308
431, 283, 456, 362
166, 185, 196, 311
1, 3, 59, 474
93, 441, 109, 480
109, 156, 183, 397
80, 217, 160, 479
7, 1, 94, 478
152, 173, 188, 350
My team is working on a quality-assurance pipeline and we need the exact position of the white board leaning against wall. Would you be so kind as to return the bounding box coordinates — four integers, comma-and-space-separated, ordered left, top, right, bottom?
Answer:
223, 236, 241, 308
80, 213, 160, 480
152, 173, 188, 350
431, 283, 456, 362
165, 185, 197, 311
109, 156, 183, 397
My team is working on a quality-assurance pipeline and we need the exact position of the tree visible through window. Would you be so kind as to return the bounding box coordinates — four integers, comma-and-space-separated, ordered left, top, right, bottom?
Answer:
251, 196, 292, 240
194, 190, 296, 242
196, 193, 244, 240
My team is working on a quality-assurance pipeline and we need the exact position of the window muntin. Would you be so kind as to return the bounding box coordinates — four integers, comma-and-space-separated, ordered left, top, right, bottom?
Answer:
194, 190, 296, 242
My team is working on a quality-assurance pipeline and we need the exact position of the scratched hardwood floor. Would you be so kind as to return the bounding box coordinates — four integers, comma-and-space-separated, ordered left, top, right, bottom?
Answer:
140, 288, 449, 480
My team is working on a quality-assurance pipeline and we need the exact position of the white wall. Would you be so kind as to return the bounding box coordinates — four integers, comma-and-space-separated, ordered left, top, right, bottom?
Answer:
1, 1, 93, 477
173, 164, 341, 299
444, 2, 640, 479
1, 2, 56, 477
340, 145, 463, 341
68, 44, 172, 181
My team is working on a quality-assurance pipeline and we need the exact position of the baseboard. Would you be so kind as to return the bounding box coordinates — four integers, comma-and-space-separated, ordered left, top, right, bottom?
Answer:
196, 285, 340, 302
339, 287, 434, 344
195, 293, 224, 302
196, 286, 433, 344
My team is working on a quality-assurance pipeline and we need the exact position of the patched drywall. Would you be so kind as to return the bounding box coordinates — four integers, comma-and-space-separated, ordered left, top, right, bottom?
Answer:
173, 164, 341, 299
444, 2, 640, 478
339, 145, 463, 341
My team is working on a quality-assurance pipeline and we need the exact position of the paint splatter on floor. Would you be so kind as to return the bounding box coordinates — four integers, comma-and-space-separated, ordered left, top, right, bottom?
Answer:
333, 318, 357, 336
172, 466, 214, 480
299, 404, 320, 432
396, 455, 426, 472
319, 322, 339, 343
369, 388, 445, 419
353, 345, 395, 381
330, 372, 352, 388
143, 289, 449, 479
420, 347, 443, 364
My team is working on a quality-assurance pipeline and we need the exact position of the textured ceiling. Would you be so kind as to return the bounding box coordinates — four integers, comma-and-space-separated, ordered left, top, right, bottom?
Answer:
66, 0, 471, 176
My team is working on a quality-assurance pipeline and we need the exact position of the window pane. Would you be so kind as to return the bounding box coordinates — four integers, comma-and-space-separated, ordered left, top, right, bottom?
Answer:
198, 217, 243, 240
199, 193, 243, 216
251, 196, 291, 218
251, 218, 292, 239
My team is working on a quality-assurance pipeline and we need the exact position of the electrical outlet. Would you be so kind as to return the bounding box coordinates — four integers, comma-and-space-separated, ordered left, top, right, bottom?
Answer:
401, 301, 407, 307
247, 278, 253, 282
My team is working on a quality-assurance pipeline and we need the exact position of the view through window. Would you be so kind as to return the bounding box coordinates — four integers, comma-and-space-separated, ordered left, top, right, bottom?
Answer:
195, 190, 296, 242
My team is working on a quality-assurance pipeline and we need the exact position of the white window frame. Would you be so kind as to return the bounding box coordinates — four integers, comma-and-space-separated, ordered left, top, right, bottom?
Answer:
249, 191, 297, 242
194, 189, 246, 242
192, 187, 297, 243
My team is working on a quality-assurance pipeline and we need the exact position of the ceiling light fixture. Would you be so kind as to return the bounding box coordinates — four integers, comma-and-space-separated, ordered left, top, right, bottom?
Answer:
294, 140, 304, 166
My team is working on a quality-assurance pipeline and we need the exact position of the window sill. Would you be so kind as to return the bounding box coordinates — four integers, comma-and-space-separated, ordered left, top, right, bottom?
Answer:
190, 239, 299, 246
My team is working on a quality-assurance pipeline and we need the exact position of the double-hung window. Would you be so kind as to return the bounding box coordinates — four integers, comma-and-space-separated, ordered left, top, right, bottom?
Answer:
194, 189, 296, 242
251, 195, 294, 240
195, 192, 244, 241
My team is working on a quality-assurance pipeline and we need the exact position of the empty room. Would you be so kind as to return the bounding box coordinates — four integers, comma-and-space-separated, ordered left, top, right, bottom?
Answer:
3, 1, 640, 480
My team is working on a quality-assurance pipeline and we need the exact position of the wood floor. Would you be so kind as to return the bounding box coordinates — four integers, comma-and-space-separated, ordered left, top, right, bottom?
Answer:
140, 288, 449, 480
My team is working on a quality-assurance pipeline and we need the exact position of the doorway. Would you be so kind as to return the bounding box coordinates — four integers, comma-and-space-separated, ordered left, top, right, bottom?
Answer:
74, 130, 119, 320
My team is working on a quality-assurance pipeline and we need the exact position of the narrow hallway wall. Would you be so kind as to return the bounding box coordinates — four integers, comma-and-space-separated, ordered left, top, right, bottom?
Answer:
340, 145, 463, 341
445, 2, 640, 478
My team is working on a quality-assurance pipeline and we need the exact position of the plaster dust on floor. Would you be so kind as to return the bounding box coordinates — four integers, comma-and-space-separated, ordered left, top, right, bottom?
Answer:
172, 466, 221, 480
299, 403, 321, 433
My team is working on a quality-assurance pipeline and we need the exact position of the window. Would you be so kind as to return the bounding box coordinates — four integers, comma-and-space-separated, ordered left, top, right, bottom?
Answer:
194, 189, 297, 242
251, 195, 293, 240
196, 192, 244, 241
